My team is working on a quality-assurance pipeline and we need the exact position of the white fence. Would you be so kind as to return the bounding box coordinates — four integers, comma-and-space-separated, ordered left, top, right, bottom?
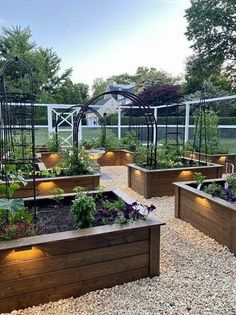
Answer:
26, 94, 236, 148
37, 94, 236, 146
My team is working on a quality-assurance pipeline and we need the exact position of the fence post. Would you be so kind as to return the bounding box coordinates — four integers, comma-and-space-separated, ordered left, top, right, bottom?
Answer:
118, 106, 121, 139
184, 102, 190, 143
47, 104, 53, 138
154, 107, 157, 143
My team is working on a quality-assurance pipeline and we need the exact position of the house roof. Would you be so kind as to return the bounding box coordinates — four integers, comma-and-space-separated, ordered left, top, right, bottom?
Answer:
107, 83, 136, 100
95, 98, 110, 106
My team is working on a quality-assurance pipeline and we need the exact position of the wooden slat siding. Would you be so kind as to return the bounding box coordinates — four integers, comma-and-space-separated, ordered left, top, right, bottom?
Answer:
13, 174, 100, 197
180, 210, 231, 248
97, 150, 134, 167
97, 151, 122, 166
0, 267, 148, 314
121, 151, 134, 166
0, 254, 149, 299
149, 226, 160, 277
175, 186, 180, 218
232, 212, 236, 255
0, 240, 149, 282
0, 228, 149, 259
174, 184, 236, 254
128, 166, 146, 197
128, 164, 223, 198
40, 152, 62, 168
180, 188, 233, 219
179, 196, 231, 245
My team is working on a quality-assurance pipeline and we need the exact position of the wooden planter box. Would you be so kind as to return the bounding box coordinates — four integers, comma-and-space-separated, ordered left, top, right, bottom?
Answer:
40, 152, 62, 168
186, 152, 236, 172
174, 179, 236, 255
10, 173, 101, 198
0, 190, 165, 313
40, 150, 135, 169
128, 162, 223, 198
97, 150, 134, 166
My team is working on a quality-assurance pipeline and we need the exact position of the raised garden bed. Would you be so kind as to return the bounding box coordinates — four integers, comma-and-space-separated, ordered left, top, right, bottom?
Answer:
40, 150, 135, 168
186, 151, 236, 172
40, 152, 62, 168
97, 150, 134, 166
1, 173, 101, 198
174, 179, 236, 255
128, 159, 223, 198
0, 190, 165, 313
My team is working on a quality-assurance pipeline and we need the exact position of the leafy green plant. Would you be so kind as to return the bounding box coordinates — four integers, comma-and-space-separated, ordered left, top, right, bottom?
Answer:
70, 188, 96, 228
96, 129, 121, 150
155, 141, 184, 169
193, 172, 206, 189
135, 146, 148, 166
121, 131, 140, 151
80, 138, 98, 149
193, 172, 206, 185
51, 188, 65, 205
225, 175, 236, 191
203, 182, 220, 194
0, 174, 31, 225
193, 108, 229, 154
102, 198, 126, 211
0, 174, 26, 207
63, 145, 93, 176
47, 133, 59, 152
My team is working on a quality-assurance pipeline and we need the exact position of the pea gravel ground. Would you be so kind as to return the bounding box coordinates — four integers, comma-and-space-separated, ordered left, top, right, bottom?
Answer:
3, 166, 236, 315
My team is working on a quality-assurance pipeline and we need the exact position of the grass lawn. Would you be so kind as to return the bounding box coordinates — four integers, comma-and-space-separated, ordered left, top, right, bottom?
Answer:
35, 127, 236, 153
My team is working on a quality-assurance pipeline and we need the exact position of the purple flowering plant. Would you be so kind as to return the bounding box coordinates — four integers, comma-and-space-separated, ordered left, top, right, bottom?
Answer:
93, 200, 156, 227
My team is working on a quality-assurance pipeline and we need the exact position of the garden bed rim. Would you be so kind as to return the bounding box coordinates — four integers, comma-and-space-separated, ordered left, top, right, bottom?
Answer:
187, 151, 236, 157
0, 188, 165, 252
0, 172, 101, 184
0, 216, 164, 252
128, 161, 223, 173
174, 179, 236, 211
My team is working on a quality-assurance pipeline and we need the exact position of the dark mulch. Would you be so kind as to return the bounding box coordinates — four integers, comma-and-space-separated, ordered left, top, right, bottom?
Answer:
27, 192, 119, 235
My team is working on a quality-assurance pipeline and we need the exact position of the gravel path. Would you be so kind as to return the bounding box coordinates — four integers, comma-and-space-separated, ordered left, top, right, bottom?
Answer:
3, 166, 236, 315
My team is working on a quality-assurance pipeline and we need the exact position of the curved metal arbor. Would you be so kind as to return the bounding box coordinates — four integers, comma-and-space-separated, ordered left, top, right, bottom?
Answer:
0, 57, 36, 221
73, 91, 158, 169
55, 105, 106, 149
192, 89, 208, 163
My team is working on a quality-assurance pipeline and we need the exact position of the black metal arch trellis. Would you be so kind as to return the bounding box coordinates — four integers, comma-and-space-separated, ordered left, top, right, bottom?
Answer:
73, 91, 158, 169
192, 91, 208, 164
54, 105, 106, 149
0, 57, 37, 222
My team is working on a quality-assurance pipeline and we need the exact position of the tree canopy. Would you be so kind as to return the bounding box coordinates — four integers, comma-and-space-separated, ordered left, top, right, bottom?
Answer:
0, 26, 89, 104
185, 0, 236, 89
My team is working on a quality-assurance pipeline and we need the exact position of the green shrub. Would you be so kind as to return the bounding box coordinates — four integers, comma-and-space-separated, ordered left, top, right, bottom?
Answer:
63, 145, 93, 176
70, 187, 96, 228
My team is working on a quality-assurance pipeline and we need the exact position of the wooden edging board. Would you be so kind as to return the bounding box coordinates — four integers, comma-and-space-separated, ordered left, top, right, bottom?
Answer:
0, 189, 165, 313
174, 179, 236, 255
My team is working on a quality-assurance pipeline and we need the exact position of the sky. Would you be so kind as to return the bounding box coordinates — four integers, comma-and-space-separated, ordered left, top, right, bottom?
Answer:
0, 0, 192, 88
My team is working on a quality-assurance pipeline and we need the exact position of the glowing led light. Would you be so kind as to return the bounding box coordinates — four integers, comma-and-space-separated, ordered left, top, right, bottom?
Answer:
134, 170, 142, 176
49, 153, 60, 160
38, 181, 56, 190
5, 247, 44, 262
106, 151, 115, 156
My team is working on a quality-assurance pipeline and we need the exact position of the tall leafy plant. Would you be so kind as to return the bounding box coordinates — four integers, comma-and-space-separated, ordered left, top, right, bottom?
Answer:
193, 108, 229, 154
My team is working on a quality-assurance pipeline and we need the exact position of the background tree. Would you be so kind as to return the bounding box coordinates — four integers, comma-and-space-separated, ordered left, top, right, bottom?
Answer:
185, 0, 236, 88
135, 66, 181, 92
53, 81, 89, 104
91, 78, 107, 97
123, 84, 183, 117
0, 25, 88, 104
112, 73, 135, 84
